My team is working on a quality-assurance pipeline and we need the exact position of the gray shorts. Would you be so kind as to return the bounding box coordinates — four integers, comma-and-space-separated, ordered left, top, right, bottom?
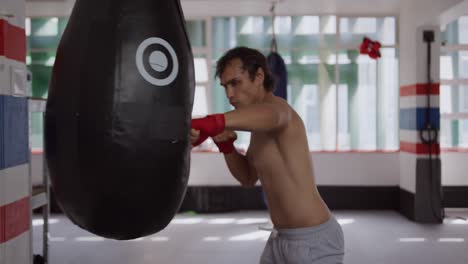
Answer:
260, 216, 344, 264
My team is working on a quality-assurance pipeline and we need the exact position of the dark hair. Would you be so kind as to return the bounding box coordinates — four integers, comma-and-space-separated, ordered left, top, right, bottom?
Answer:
215, 47, 276, 92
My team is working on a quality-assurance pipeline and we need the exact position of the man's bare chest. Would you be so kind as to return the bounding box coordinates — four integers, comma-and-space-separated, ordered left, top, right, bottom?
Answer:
247, 133, 279, 169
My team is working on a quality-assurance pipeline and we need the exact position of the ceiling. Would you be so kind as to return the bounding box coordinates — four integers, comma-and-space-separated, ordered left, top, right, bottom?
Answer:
24, 0, 466, 21
25, 0, 405, 17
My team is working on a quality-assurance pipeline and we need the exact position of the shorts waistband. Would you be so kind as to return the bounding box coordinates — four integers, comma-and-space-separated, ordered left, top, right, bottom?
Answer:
274, 216, 339, 240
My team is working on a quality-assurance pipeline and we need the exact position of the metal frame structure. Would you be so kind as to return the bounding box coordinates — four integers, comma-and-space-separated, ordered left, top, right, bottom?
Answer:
28, 98, 49, 264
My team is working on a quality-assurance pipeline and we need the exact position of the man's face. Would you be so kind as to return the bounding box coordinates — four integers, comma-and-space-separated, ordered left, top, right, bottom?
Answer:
219, 58, 261, 109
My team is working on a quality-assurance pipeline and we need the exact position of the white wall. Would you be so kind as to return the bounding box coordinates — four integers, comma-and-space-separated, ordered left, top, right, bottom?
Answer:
0, 0, 25, 27
33, 151, 459, 187
439, 0, 468, 29
441, 152, 468, 186
32, 152, 400, 186
399, 0, 462, 86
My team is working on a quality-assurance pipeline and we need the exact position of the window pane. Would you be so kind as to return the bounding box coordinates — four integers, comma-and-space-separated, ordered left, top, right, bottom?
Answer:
461, 120, 468, 147
338, 50, 377, 150
442, 16, 468, 45
192, 85, 209, 117
288, 49, 336, 151
440, 85, 468, 114
237, 16, 267, 50
25, 18, 31, 36
212, 17, 236, 58
293, 16, 320, 35
440, 50, 468, 79
290, 16, 336, 50
440, 85, 453, 114
33, 17, 58, 36
267, 16, 292, 35
186, 20, 206, 48
30, 51, 56, 66
340, 17, 395, 47
30, 18, 60, 49
440, 54, 455, 80
292, 84, 321, 150
30, 112, 43, 150
377, 48, 399, 150
440, 118, 453, 148
339, 48, 398, 151
28, 65, 51, 98
28, 50, 55, 98
194, 56, 208, 82
58, 17, 68, 36
337, 83, 349, 150
462, 85, 468, 113
441, 119, 468, 149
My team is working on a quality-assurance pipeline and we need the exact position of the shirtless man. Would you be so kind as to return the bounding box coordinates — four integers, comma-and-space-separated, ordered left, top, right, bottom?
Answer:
191, 47, 344, 263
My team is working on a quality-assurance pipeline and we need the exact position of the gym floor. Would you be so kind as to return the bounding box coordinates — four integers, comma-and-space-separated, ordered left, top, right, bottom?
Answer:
32, 209, 468, 264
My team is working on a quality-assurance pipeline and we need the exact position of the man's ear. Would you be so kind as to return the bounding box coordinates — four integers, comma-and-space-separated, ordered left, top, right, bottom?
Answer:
254, 67, 265, 86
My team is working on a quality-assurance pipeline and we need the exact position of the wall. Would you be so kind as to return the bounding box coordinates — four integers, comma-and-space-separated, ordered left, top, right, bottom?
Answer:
32, 152, 400, 186
441, 152, 468, 186
0, 0, 31, 263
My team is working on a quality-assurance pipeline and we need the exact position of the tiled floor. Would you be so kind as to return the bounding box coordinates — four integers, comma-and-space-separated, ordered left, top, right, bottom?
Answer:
32, 209, 468, 264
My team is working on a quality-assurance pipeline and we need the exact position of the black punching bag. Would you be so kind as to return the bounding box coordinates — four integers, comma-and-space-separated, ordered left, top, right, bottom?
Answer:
267, 52, 288, 100
45, 0, 195, 240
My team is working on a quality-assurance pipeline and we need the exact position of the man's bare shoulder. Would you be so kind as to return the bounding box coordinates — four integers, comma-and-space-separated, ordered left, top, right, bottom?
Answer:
264, 96, 294, 116
265, 95, 289, 105
266, 97, 305, 135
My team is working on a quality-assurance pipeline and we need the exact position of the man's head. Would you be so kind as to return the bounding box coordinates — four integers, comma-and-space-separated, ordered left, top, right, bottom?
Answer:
215, 47, 275, 108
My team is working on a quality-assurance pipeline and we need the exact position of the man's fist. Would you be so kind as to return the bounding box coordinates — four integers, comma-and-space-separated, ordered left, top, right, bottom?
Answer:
191, 114, 226, 137
191, 128, 208, 147
212, 130, 237, 154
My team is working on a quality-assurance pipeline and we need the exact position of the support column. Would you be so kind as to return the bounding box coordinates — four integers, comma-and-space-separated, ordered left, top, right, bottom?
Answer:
399, 25, 443, 223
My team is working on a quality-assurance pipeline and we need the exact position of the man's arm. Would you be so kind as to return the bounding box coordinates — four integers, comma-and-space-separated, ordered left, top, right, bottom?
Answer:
212, 130, 258, 187
224, 101, 292, 132
224, 151, 258, 187
191, 101, 291, 140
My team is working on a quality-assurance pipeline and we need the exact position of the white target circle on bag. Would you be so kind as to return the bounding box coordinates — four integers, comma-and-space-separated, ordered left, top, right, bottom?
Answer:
136, 37, 179, 86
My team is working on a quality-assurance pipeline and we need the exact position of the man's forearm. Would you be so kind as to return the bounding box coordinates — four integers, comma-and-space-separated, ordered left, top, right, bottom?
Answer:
223, 150, 256, 186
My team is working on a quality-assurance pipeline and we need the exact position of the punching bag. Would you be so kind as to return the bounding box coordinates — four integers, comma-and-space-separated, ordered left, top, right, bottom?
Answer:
267, 52, 288, 100
45, 0, 195, 240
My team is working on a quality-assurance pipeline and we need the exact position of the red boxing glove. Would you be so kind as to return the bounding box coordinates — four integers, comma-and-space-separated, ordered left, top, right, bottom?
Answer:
360, 37, 371, 55
360, 37, 381, 60
214, 137, 236, 154
191, 114, 226, 137
368, 49, 381, 59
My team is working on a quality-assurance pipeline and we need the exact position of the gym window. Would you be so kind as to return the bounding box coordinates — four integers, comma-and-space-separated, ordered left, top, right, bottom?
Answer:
440, 16, 468, 151
207, 15, 399, 152
26, 16, 399, 153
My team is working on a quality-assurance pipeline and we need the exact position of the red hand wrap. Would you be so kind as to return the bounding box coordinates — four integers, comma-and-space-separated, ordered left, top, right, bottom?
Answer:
191, 114, 226, 137
214, 137, 236, 154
